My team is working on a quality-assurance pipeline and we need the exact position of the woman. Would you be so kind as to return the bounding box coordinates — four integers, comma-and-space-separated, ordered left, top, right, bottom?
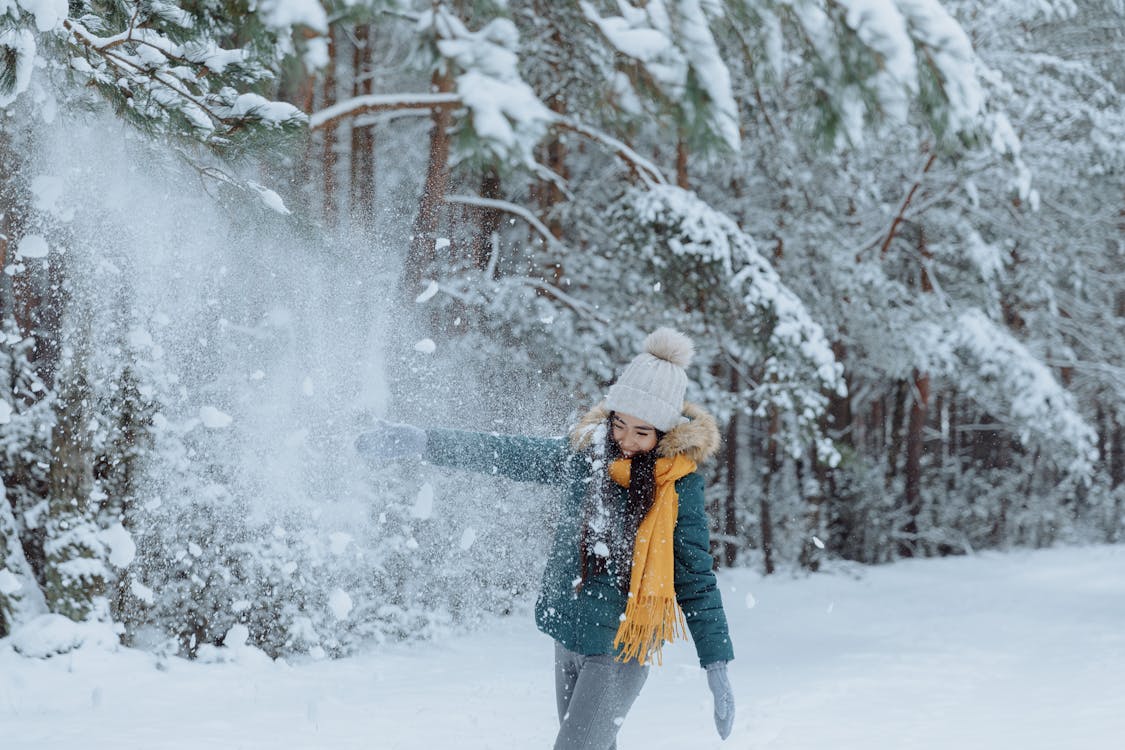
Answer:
356, 328, 735, 749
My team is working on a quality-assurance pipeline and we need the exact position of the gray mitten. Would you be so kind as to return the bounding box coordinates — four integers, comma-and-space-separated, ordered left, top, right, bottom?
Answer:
355, 419, 427, 459
705, 661, 735, 740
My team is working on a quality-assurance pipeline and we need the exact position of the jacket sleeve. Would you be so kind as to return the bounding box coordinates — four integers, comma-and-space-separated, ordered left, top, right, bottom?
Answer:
673, 472, 735, 667
423, 426, 574, 486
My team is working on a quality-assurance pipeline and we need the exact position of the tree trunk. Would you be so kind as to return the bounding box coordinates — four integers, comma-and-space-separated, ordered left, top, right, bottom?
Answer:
534, 16, 569, 284
35, 245, 66, 389
1111, 414, 1123, 489
758, 493, 775, 576
1114, 290, 1125, 489
470, 168, 503, 273
0, 134, 62, 384
722, 367, 738, 567
886, 379, 908, 487
349, 24, 376, 222
930, 392, 944, 471
869, 397, 884, 459
6, 234, 38, 344
321, 27, 339, 225
44, 360, 108, 622
760, 410, 781, 575
1, 154, 64, 388
676, 134, 689, 189
828, 341, 853, 450
798, 443, 829, 572
402, 64, 456, 297
0, 132, 20, 321
290, 70, 317, 212
948, 394, 958, 466
901, 368, 930, 557
1111, 414, 1123, 544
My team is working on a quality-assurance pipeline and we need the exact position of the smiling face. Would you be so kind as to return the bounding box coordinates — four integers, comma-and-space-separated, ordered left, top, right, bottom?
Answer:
611, 412, 659, 458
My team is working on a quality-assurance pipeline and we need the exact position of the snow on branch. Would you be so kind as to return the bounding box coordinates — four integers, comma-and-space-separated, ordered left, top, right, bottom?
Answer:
309, 93, 462, 131
48, 15, 306, 147
0, 27, 36, 108
64, 18, 226, 133
0, 6, 319, 154
311, 96, 669, 189
420, 7, 552, 167
787, 0, 985, 143
554, 117, 668, 186
444, 194, 567, 254
580, 0, 740, 150
894, 0, 984, 131
939, 308, 1098, 476
308, 93, 670, 190
439, 273, 611, 325
615, 184, 845, 463
632, 186, 843, 390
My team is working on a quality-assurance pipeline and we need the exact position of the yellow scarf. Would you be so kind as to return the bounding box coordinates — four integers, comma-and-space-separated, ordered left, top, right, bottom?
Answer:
608, 453, 697, 665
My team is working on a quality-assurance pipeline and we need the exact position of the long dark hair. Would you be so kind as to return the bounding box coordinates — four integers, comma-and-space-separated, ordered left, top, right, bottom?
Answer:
577, 412, 664, 591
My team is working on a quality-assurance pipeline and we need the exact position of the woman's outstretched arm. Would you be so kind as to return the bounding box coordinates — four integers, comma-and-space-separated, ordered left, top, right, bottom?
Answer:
422, 427, 573, 486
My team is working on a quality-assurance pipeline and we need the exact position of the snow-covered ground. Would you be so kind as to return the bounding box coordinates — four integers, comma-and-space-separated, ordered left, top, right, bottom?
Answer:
3, 545, 1123, 750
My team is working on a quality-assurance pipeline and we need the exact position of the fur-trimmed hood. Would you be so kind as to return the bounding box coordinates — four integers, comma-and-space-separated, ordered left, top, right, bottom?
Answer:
569, 401, 720, 463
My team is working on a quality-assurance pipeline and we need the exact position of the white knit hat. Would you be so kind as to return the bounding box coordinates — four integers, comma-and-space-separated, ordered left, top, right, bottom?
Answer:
604, 328, 694, 432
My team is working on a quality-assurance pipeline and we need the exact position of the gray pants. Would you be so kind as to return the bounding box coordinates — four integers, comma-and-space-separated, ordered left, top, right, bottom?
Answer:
553, 641, 650, 750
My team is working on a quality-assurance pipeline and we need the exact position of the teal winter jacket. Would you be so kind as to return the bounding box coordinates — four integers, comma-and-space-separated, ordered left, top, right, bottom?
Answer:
422, 402, 734, 667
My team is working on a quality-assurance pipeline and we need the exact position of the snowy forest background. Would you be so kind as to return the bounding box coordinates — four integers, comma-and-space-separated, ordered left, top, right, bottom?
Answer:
0, 0, 1122, 659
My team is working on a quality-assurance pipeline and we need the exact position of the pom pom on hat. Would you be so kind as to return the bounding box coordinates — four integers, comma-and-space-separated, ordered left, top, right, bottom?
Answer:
643, 327, 694, 368
604, 327, 694, 432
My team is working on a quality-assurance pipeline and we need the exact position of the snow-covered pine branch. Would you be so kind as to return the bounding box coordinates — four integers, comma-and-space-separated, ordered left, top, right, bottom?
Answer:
2, 4, 307, 154
580, 0, 741, 151
612, 184, 846, 463
309, 92, 462, 131
553, 116, 669, 186
925, 308, 1099, 477
0, 479, 47, 636
444, 193, 568, 254
417, 6, 552, 168
780, 0, 985, 145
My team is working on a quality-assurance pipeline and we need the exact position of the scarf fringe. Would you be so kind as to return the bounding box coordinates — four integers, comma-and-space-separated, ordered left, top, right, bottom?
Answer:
612, 594, 688, 666
607, 453, 696, 666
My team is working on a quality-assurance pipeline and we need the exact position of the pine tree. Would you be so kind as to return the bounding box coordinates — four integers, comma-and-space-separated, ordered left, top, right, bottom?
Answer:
42, 346, 109, 622
0, 318, 53, 626
0, 478, 46, 636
